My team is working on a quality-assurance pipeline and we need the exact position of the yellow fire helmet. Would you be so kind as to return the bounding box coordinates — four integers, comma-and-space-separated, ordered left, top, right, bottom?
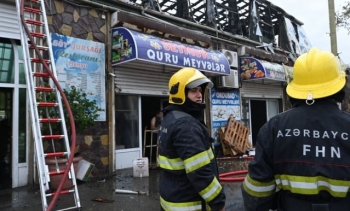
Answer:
286, 47, 346, 100
169, 67, 213, 105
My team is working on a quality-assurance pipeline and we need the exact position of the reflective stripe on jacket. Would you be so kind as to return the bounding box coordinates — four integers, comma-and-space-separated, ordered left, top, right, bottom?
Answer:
159, 110, 225, 211
242, 99, 350, 211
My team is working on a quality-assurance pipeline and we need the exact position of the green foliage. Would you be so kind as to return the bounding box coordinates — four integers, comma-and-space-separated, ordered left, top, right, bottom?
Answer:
40, 86, 103, 136
336, 2, 350, 33
63, 86, 103, 134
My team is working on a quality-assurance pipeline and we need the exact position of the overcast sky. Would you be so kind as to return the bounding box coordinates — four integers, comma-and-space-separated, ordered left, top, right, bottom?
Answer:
269, 0, 350, 65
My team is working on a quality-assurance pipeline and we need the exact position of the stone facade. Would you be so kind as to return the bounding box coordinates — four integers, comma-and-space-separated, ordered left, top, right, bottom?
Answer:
45, 0, 106, 42
76, 122, 110, 178
45, 0, 109, 179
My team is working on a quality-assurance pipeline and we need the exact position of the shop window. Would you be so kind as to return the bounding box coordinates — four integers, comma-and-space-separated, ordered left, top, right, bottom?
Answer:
18, 88, 27, 163
115, 95, 140, 149
17, 44, 23, 61
241, 98, 251, 131
19, 63, 25, 85
16, 44, 26, 85
267, 100, 279, 120
0, 39, 14, 84
0, 88, 12, 120
0, 88, 12, 188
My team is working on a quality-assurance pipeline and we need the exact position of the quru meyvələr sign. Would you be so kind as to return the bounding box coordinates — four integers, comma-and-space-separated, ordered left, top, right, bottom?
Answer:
111, 27, 230, 75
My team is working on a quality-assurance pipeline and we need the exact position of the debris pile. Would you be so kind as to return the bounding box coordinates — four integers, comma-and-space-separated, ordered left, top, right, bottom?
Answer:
218, 115, 251, 156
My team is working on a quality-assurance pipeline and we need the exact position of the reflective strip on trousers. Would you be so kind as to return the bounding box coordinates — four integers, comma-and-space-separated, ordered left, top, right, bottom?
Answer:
275, 174, 350, 197
243, 174, 276, 197
160, 196, 202, 211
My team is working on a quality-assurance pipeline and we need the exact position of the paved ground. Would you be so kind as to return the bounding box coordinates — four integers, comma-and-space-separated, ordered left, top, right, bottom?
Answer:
0, 159, 248, 211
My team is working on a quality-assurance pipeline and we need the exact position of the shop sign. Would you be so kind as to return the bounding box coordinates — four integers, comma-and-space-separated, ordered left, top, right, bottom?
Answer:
211, 89, 240, 142
240, 57, 286, 81
51, 33, 106, 121
111, 27, 230, 75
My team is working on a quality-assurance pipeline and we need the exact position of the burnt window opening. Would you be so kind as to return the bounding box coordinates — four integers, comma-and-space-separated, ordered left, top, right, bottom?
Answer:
131, 0, 308, 56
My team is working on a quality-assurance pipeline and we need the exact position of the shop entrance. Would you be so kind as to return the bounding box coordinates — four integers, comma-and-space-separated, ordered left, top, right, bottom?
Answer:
0, 88, 12, 189
250, 100, 267, 146
141, 96, 168, 166
0, 38, 29, 188
242, 98, 281, 146
141, 96, 168, 131
115, 95, 168, 169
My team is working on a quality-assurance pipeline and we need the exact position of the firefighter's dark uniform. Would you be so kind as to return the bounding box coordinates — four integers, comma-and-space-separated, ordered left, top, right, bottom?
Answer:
158, 106, 226, 211
242, 99, 350, 211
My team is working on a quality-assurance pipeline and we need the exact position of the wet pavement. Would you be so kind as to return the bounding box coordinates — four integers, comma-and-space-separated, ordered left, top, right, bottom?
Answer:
0, 159, 249, 211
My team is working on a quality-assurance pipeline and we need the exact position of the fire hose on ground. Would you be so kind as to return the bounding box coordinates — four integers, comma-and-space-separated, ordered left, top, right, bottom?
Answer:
219, 170, 248, 182
217, 156, 253, 182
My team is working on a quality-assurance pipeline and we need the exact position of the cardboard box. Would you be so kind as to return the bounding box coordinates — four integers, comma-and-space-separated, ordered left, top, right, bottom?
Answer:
76, 159, 95, 181
133, 158, 149, 177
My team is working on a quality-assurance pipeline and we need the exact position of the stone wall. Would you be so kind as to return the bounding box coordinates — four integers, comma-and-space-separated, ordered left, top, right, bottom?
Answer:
76, 124, 110, 178
45, 0, 110, 179
45, 0, 106, 42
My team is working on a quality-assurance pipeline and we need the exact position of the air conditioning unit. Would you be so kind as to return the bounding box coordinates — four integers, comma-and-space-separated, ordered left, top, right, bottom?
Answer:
220, 49, 238, 68
217, 69, 239, 89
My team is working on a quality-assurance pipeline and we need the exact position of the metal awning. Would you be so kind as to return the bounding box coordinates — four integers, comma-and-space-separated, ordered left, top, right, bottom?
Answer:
239, 57, 288, 82
111, 27, 230, 75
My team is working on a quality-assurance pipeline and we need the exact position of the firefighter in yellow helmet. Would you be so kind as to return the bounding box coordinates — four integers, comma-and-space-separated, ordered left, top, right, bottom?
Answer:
242, 47, 350, 211
158, 67, 226, 211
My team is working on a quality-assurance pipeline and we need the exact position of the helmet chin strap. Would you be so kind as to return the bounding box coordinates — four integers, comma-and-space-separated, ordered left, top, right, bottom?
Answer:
306, 93, 315, 105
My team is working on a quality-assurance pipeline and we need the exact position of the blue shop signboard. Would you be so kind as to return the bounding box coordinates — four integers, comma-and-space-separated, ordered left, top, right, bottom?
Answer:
240, 57, 286, 81
111, 27, 230, 75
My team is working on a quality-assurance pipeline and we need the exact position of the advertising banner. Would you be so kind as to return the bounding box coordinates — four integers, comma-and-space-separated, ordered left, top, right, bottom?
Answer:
284, 17, 302, 55
240, 57, 286, 81
51, 33, 106, 121
297, 25, 312, 54
111, 27, 230, 75
211, 89, 240, 142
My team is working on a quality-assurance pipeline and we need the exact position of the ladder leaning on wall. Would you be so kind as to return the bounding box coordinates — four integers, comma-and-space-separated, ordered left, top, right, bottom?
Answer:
15, 0, 81, 210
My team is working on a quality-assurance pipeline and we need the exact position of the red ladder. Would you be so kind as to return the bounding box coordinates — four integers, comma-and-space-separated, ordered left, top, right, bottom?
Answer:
15, 0, 81, 210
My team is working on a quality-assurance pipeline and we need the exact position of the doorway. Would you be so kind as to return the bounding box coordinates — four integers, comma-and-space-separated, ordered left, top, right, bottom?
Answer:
115, 95, 140, 169
141, 96, 168, 131
0, 38, 28, 188
114, 95, 168, 169
141, 96, 168, 166
0, 88, 12, 189
241, 98, 281, 146
250, 100, 267, 146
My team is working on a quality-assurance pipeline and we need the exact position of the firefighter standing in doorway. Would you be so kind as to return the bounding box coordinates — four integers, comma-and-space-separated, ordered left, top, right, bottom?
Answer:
242, 47, 350, 211
158, 68, 226, 211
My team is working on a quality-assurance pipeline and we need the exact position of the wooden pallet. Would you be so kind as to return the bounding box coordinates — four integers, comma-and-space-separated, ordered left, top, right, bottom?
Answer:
218, 127, 237, 156
223, 116, 250, 154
